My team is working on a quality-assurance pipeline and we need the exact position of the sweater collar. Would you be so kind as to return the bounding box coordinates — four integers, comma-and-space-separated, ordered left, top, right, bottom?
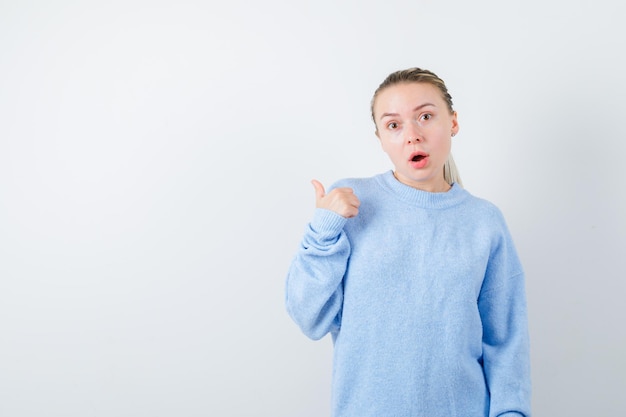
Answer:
377, 170, 468, 209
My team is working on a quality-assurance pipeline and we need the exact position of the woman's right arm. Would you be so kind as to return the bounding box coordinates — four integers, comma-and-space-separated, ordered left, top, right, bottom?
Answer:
285, 208, 350, 340
285, 180, 359, 340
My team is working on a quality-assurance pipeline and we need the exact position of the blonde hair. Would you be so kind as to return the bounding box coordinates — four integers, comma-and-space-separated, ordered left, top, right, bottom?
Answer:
443, 153, 462, 187
371, 67, 463, 187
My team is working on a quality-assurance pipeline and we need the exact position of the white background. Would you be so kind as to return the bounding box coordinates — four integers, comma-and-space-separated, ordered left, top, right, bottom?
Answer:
1, 1, 625, 416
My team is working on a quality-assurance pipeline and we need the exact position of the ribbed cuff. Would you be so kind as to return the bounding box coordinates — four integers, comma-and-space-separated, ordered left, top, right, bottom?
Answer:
309, 208, 347, 241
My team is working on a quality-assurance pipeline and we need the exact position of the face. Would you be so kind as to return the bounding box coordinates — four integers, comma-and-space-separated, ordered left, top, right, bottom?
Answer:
373, 82, 459, 192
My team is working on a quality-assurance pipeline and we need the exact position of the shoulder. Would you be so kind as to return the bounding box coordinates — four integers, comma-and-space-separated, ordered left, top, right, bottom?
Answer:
329, 173, 385, 193
459, 188, 510, 229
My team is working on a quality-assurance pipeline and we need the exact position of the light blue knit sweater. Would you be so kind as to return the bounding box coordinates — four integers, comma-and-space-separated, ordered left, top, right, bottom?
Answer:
285, 171, 531, 417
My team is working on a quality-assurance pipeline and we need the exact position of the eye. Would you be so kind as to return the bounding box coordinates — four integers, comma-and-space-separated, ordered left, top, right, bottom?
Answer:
420, 113, 432, 121
387, 122, 399, 130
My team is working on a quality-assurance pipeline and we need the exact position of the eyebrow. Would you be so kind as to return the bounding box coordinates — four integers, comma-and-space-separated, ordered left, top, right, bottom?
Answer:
378, 103, 436, 121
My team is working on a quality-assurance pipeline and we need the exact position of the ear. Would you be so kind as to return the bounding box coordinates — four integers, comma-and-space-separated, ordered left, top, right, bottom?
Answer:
375, 130, 391, 156
451, 111, 459, 137
375, 130, 386, 151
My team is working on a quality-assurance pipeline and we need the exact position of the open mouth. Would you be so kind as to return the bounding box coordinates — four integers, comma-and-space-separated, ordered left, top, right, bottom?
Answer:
410, 152, 428, 162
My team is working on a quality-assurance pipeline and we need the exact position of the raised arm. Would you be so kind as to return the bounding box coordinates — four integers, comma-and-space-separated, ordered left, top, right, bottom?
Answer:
285, 180, 360, 340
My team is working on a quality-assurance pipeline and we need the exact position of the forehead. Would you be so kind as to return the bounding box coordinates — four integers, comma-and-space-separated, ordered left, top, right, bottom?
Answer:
374, 82, 444, 113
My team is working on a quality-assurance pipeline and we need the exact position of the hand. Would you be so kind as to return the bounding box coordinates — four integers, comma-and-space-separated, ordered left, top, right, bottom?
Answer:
311, 179, 360, 218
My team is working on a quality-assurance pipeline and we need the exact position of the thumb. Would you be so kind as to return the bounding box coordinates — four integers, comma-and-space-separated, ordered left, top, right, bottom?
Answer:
311, 179, 326, 200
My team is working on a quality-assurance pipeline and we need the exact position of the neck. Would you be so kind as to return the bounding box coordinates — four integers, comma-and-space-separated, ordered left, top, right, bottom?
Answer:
392, 171, 451, 193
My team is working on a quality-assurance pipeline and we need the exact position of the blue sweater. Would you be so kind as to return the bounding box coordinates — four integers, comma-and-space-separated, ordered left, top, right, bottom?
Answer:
285, 171, 531, 417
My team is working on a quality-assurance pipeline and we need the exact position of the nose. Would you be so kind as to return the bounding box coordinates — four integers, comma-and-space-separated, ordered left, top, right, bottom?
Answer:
405, 122, 422, 144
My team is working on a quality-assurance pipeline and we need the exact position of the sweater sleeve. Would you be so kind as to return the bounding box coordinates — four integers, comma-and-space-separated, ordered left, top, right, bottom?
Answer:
478, 218, 532, 417
285, 208, 350, 341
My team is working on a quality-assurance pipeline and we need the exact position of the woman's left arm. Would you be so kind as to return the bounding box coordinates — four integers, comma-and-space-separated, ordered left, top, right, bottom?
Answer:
478, 215, 532, 417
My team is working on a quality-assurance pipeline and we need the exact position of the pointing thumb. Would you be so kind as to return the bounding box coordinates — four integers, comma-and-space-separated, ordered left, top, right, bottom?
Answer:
311, 179, 325, 200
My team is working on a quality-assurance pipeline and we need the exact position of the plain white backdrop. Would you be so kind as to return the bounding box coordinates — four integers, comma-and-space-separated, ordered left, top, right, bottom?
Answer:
1, 1, 625, 416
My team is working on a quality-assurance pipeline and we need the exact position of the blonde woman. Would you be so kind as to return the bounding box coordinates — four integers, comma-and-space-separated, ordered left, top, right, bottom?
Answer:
285, 68, 531, 417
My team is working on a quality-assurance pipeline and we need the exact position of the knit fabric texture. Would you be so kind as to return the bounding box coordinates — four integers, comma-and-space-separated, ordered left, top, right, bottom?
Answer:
285, 170, 531, 417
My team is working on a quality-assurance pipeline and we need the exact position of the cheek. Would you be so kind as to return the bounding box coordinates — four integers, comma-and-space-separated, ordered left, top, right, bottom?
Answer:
379, 132, 405, 154
435, 133, 452, 150
388, 130, 404, 144
381, 142, 403, 162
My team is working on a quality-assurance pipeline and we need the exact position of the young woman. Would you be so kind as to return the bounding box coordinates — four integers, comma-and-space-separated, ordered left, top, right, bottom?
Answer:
285, 68, 531, 417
